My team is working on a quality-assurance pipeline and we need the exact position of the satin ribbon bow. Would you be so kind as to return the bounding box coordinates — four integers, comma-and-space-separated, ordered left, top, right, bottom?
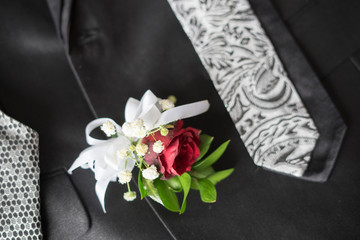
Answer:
68, 90, 209, 212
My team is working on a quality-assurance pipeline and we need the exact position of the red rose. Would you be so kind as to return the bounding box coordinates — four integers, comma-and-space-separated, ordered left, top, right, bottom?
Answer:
142, 120, 201, 179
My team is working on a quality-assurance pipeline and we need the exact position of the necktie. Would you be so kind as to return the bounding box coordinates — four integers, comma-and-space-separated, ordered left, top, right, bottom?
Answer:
0, 111, 42, 239
167, 0, 320, 177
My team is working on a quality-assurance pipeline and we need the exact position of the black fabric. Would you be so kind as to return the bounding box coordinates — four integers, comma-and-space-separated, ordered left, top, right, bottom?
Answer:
270, 0, 313, 21
271, 0, 360, 78
1, 0, 359, 239
320, 59, 360, 238
351, 49, 360, 72
41, 171, 89, 239
250, 0, 346, 182
0, 1, 172, 239
0, 0, 92, 174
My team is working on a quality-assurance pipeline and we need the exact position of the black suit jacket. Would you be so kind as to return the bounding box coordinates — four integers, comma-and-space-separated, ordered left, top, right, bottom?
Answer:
0, 0, 358, 239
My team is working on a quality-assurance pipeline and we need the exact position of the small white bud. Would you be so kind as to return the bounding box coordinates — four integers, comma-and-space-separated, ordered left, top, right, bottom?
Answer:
123, 191, 136, 201
128, 144, 136, 152
133, 118, 144, 126
160, 126, 169, 136
100, 121, 116, 137
153, 140, 164, 153
142, 165, 159, 180
116, 148, 128, 159
159, 99, 175, 111
135, 143, 148, 156
118, 170, 132, 184
122, 119, 147, 138
132, 119, 147, 138
167, 95, 177, 104
122, 122, 133, 137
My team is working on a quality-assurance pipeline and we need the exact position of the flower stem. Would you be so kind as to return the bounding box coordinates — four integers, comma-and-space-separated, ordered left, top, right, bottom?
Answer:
151, 133, 157, 141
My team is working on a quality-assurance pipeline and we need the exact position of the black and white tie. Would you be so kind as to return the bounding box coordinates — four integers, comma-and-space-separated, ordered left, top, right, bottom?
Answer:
0, 110, 42, 239
167, 0, 320, 177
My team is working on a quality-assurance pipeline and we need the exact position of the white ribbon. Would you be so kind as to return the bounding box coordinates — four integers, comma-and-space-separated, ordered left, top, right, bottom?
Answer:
68, 118, 133, 213
124, 90, 210, 130
85, 118, 121, 145
68, 90, 210, 213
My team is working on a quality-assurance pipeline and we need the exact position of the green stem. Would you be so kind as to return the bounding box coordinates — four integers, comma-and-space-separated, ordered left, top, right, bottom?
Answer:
151, 133, 157, 141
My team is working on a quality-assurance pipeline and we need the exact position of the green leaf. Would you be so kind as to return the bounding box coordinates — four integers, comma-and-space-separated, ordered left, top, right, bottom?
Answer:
138, 171, 148, 199
190, 177, 199, 190
142, 178, 160, 201
197, 134, 214, 162
154, 179, 180, 212
190, 166, 215, 179
193, 140, 230, 170
177, 173, 191, 214
198, 179, 217, 203
207, 168, 234, 185
165, 177, 182, 192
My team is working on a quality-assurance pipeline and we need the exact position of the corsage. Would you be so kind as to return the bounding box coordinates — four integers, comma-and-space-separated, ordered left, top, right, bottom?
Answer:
68, 90, 233, 214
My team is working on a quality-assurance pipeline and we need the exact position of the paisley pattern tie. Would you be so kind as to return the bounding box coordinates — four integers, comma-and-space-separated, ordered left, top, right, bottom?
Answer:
167, 0, 320, 177
0, 111, 42, 239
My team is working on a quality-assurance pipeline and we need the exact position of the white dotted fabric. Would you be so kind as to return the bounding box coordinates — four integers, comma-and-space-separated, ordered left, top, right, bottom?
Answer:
0, 111, 42, 240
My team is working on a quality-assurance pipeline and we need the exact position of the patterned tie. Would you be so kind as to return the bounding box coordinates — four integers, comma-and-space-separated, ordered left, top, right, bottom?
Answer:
0, 111, 42, 239
167, 0, 320, 177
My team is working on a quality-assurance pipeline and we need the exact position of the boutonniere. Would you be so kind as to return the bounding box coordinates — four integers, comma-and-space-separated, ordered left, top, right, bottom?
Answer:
68, 90, 233, 214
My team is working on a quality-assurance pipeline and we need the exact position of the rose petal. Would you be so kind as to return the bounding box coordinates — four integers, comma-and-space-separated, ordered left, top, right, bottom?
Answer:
144, 142, 159, 166
145, 120, 202, 179
189, 141, 201, 161
159, 138, 179, 175
173, 144, 194, 175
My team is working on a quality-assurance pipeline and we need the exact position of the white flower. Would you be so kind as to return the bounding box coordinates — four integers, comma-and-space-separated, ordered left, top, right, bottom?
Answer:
135, 143, 148, 156
122, 118, 147, 139
118, 170, 132, 184
153, 140, 164, 153
132, 119, 147, 138
116, 148, 128, 159
142, 165, 159, 180
123, 191, 136, 201
121, 122, 132, 136
159, 99, 175, 111
100, 121, 116, 137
